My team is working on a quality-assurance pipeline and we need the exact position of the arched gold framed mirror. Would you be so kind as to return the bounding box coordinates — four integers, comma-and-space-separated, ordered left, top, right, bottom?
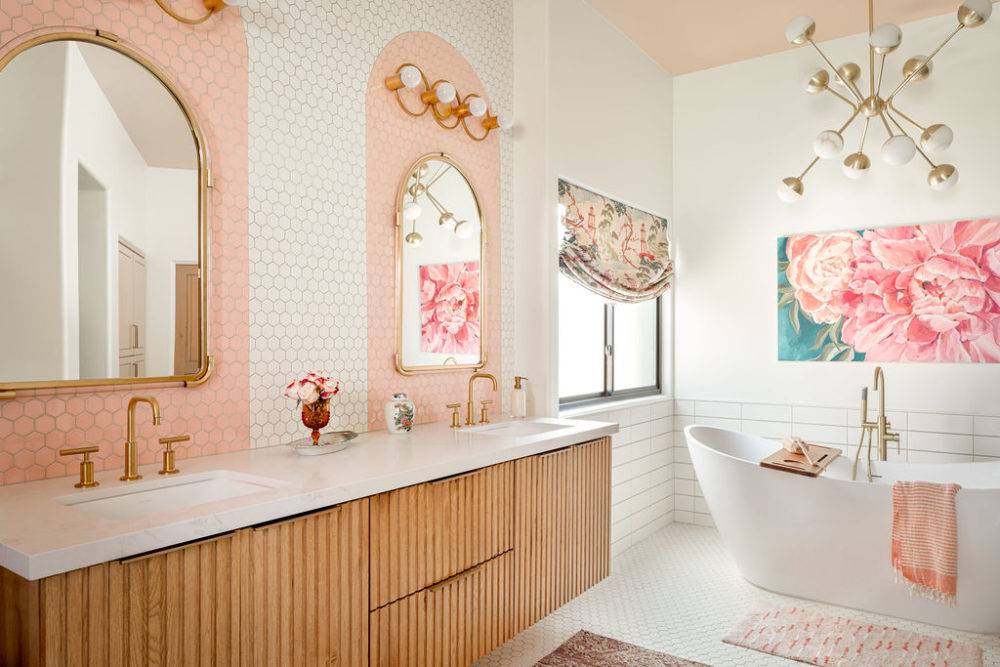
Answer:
0, 31, 210, 397
395, 153, 486, 375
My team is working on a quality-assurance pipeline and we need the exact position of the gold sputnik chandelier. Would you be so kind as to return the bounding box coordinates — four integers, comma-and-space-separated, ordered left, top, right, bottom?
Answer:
778, 0, 993, 202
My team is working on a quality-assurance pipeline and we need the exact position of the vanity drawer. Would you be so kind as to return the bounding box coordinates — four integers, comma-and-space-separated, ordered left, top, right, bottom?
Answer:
370, 461, 513, 609
369, 550, 514, 667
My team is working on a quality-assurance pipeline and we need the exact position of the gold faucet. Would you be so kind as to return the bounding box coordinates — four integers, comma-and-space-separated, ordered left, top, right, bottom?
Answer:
466, 372, 497, 426
852, 366, 900, 481
122, 396, 161, 481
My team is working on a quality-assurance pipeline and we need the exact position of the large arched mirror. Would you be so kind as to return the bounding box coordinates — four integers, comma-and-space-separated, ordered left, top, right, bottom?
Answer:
0, 35, 208, 394
395, 154, 485, 374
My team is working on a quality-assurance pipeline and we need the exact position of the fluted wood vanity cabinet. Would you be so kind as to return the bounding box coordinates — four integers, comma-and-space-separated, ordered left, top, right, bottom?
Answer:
0, 436, 611, 667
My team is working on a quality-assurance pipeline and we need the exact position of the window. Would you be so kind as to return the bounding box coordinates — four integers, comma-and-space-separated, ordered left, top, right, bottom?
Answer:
558, 274, 660, 406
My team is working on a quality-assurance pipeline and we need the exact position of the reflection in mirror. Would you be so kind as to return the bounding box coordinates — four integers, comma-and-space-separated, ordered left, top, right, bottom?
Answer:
397, 155, 484, 373
0, 39, 201, 385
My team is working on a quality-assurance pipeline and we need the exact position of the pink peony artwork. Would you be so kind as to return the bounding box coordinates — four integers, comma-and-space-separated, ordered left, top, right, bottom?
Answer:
419, 261, 481, 356
778, 219, 1000, 363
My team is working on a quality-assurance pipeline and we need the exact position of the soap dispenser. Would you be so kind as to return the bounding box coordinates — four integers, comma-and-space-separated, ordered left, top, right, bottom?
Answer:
511, 376, 528, 419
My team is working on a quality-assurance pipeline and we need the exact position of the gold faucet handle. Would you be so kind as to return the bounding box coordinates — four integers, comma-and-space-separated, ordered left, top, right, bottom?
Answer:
479, 399, 493, 425
59, 446, 99, 489
446, 404, 462, 429
157, 435, 189, 475
158, 435, 190, 449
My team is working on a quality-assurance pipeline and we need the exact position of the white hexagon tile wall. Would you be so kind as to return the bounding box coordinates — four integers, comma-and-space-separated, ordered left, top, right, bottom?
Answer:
242, 0, 514, 447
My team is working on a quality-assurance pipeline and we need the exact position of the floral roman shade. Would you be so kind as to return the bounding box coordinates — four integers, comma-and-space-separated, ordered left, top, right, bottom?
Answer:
558, 179, 673, 303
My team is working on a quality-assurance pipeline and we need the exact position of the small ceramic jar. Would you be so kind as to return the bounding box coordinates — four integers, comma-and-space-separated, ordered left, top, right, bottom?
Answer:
385, 393, 415, 433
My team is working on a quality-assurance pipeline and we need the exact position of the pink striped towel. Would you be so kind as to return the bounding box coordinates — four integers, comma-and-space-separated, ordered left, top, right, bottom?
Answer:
891, 481, 961, 603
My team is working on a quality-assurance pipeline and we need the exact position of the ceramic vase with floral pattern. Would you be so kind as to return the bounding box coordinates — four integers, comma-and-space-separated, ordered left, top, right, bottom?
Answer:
385, 393, 415, 434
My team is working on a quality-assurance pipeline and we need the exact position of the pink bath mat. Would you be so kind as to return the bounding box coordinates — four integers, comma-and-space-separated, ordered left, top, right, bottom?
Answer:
723, 605, 983, 666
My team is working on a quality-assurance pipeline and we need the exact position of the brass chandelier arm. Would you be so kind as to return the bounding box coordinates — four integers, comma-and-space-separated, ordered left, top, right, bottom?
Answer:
888, 100, 927, 132
807, 39, 864, 103
858, 117, 871, 153
868, 0, 876, 99
875, 54, 887, 99
878, 111, 894, 136
798, 156, 820, 180
886, 24, 964, 102
152, 0, 215, 25
825, 86, 858, 109
838, 107, 862, 133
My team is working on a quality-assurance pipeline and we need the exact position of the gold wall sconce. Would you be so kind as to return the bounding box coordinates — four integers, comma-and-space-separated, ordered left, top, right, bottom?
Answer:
153, 0, 246, 26
384, 63, 511, 141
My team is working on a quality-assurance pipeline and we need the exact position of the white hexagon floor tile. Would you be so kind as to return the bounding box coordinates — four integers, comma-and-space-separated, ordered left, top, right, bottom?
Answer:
477, 524, 1000, 666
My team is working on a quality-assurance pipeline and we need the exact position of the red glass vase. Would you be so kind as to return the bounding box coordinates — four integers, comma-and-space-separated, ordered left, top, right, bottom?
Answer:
301, 399, 331, 445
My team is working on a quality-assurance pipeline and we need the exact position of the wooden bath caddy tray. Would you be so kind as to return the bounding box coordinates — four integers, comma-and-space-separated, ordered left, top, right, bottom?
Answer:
760, 443, 840, 477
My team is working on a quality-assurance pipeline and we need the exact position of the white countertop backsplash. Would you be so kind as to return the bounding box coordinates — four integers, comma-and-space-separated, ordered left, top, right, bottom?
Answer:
0, 418, 617, 580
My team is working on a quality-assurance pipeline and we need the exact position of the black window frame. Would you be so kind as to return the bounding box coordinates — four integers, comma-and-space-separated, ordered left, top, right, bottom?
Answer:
559, 296, 662, 409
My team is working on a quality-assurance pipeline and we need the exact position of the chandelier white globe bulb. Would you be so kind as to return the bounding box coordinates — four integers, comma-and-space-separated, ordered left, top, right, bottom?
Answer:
804, 70, 830, 94
881, 135, 917, 166
842, 152, 871, 179
959, 0, 992, 26
454, 220, 473, 239
398, 65, 422, 89
928, 164, 958, 191
920, 124, 954, 153
785, 16, 816, 44
777, 177, 804, 203
869, 23, 902, 54
434, 81, 456, 104
903, 56, 933, 82
402, 201, 422, 222
467, 97, 488, 118
813, 130, 845, 159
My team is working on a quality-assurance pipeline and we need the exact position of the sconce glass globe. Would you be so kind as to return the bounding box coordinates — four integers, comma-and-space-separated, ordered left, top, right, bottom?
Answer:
777, 177, 804, 203
842, 152, 871, 179
928, 164, 958, 191
402, 201, 422, 222
813, 130, 845, 159
920, 124, 954, 153
869, 23, 902, 54
454, 220, 473, 239
881, 135, 917, 166
959, 0, 992, 26
434, 81, 456, 104
495, 112, 513, 131
398, 65, 422, 89
784, 16, 816, 44
467, 97, 488, 118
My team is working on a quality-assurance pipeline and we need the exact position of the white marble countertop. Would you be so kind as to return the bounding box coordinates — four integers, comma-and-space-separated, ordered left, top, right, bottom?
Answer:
0, 417, 617, 580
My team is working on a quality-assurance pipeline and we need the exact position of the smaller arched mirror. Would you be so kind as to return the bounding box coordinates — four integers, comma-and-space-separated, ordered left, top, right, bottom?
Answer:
395, 154, 485, 374
0, 35, 207, 393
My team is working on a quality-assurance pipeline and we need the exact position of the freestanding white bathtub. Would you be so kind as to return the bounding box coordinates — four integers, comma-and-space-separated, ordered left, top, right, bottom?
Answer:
685, 425, 1000, 634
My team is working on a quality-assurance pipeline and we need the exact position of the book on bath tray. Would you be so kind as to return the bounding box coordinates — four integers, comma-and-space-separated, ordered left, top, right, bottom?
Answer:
759, 437, 840, 477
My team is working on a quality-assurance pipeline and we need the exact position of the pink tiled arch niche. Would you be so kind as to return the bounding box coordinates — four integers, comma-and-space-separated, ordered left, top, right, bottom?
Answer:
366, 32, 503, 430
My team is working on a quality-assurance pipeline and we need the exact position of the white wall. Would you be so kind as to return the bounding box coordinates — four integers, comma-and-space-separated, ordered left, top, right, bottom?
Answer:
0, 43, 67, 380
145, 167, 198, 377
673, 12, 1000, 415
513, 0, 674, 416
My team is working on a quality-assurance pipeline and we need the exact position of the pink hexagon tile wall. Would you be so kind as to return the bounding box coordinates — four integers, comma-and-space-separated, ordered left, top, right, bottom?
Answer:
0, 0, 249, 485
365, 31, 502, 430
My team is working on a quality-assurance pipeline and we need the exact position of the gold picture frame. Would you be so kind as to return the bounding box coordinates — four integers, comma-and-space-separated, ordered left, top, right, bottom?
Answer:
0, 30, 212, 397
394, 153, 487, 375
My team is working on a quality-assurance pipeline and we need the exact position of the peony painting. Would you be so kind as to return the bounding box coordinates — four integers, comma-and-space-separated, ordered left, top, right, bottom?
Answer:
778, 219, 1000, 363
419, 261, 481, 355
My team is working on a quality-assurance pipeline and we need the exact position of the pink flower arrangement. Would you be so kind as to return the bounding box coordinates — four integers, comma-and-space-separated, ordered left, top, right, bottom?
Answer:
419, 261, 481, 355
782, 219, 1000, 363
284, 372, 340, 405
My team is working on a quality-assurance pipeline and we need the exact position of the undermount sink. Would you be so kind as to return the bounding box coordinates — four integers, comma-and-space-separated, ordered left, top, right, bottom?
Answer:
470, 420, 573, 438
56, 470, 288, 521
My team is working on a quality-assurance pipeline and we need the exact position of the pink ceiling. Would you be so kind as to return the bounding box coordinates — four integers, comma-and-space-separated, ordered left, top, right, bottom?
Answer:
589, 0, 969, 74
